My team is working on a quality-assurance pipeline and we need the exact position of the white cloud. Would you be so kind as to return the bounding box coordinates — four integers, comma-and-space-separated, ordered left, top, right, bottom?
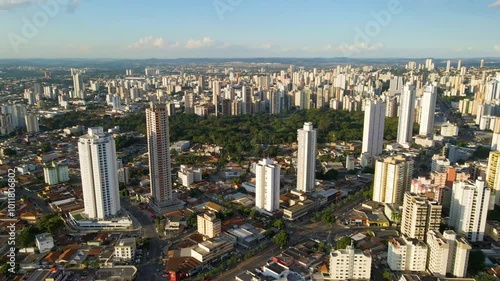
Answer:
495, 45, 500, 52
489, 0, 500, 8
455, 47, 473, 52
128, 36, 165, 49
0, 0, 35, 10
185, 37, 214, 49
128, 36, 220, 50
260, 43, 273, 49
0, 0, 81, 11
326, 42, 384, 53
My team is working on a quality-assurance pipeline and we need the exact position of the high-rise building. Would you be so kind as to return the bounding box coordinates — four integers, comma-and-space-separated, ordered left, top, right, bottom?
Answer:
480, 59, 485, 68
397, 83, 416, 147
197, 211, 221, 238
213, 80, 220, 116
25, 114, 39, 134
71, 68, 84, 99
372, 155, 414, 204
443, 230, 471, 278
446, 60, 451, 73
457, 60, 462, 70
487, 151, 500, 205
1, 104, 27, 129
241, 85, 252, 114
296, 122, 317, 193
419, 83, 437, 137
388, 235, 428, 272
0, 113, 13, 135
78, 127, 121, 219
43, 162, 69, 185
426, 230, 449, 277
362, 99, 386, 157
184, 92, 194, 114
449, 178, 490, 242
401, 192, 442, 241
255, 158, 280, 213
389, 76, 404, 95
329, 246, 372, 280
146, 103, 173, 207
485, 77, 500, 102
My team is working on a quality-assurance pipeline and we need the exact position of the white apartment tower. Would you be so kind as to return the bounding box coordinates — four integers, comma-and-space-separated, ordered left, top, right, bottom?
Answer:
443, 230, 471, 278
362, 99, 386, 157
372, 155, 414, 204
419, 83, 438, 137
71, 68, 84, 99
449, 178, 490, 242
397, 83, 416, 147
426, 230, 449, 277
25, 114, 39, 134
296, 122, 317, 193
388, 235, 428, 272
401, 192, 442, 241
43, 162, 69, 185
255, 158, 281, 213
78, 127, 121, 219
329, 246, 372, 280
146, 103, 173, 207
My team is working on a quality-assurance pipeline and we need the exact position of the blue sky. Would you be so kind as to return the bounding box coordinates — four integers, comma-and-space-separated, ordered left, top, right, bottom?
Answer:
0, 0, 499, 58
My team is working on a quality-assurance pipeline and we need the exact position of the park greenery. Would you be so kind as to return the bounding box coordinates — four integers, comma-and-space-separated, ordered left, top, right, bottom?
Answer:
40, 109, 402, 157
17, 214, 64, 248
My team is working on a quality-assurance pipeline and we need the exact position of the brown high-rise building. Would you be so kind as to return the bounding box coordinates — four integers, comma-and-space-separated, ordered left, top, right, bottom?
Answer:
146, 102, 173, 207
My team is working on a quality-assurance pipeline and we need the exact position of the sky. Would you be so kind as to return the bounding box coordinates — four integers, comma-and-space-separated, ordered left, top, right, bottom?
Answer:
0, 0, 499, 59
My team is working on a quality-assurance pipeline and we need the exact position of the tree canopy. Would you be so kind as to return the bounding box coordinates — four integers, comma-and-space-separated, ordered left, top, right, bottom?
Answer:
336, 236, 356, 249
272, 230, 290, 248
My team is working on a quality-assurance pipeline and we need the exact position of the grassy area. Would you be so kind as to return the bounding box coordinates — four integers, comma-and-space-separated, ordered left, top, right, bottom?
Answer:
73, 213, 84, 221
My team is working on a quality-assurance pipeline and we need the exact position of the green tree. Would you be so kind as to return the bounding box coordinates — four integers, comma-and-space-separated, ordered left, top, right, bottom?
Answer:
273, 219, 285, 230
272, 230, 290, 249
249, 209, 259, 219
382, 269, 391, 280
3, 148, 17, 157
17, 227, 38, 247
41, 142, 52, 153
321, 212, 336, 225
336, 236, 355, 249
468, 250, 486, 276
391, 212, 402, 224
37, 214, 64, 234
186, 212, 198, 228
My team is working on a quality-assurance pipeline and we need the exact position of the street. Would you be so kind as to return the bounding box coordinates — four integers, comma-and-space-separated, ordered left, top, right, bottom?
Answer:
214, 244, 281, 281
122, 199, 168, 281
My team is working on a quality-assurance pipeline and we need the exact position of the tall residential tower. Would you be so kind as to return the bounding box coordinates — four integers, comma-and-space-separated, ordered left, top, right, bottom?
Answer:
397, 83, 416, 147
255, 158, 281, 213
78, 127, 120, 219
296, 122, 317, 193
361, 99, 386, 166
419, 83, 438, 137
146, 103, 173, 207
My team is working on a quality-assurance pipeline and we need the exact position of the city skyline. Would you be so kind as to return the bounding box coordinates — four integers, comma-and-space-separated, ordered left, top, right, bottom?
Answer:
1, 0, 500, 59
